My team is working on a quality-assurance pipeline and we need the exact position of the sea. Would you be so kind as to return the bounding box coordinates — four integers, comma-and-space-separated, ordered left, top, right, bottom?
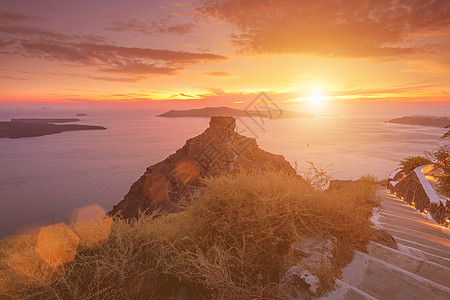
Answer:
0, 109, 448, 237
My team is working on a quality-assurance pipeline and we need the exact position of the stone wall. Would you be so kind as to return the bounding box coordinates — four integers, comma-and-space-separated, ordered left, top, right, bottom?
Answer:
388, 165, 449, 226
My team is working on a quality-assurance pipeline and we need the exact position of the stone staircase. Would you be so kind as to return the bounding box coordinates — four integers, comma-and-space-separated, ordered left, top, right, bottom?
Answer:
319, 187, 450, 300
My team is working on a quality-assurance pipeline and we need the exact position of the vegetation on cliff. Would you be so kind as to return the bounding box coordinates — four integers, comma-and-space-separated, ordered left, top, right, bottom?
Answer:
427, 145, 450, 198
398, 123, 449, 198
0, 170, 376, 299
433, 128, 450, 197
399, 156, 432, 175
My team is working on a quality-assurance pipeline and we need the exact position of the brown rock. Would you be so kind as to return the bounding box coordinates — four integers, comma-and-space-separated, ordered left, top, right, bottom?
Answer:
279, 234, 338, 299
209, 116, 236, 131
109, 116, 298, 219
298, 234, 337, 270
327, 180, 354, 191
279, 265, 317, 300
371, 229, 398, 249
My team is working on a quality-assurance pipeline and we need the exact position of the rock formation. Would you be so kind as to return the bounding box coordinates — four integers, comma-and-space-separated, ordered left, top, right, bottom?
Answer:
157, 106, 313, 118
109, 116, 297, 219
279, 234, 338, 299
11, 118, 80, 123
386, 116, 450, 127
0, 121, 106, 138
327, 179, 354, 190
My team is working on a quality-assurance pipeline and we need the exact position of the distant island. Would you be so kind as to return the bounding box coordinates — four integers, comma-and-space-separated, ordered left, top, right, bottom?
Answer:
157, 106, 313, 119
386, 116, 450, 127
11, 118, 80, 124
76, 113, 87, 117
0, 118, 106, 138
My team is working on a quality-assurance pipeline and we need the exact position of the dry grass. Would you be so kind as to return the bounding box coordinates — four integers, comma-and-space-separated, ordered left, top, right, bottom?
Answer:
0, 170, 376, 299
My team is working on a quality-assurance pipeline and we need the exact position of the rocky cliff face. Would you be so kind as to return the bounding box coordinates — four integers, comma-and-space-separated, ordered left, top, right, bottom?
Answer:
109, 116, 297, 219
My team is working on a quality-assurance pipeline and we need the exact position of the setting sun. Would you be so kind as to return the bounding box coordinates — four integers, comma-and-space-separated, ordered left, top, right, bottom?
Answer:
308, 90, 325, 106
305, 89, 328, 112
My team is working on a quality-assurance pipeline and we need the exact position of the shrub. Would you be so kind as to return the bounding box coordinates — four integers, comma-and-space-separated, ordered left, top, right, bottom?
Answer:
399, 156, 432, 174
0, 170, 376, 299
302, 161, 332, 191
427, 145, 450, 198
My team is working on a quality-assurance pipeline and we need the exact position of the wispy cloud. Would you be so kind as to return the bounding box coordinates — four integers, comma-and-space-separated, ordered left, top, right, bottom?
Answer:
205, 71, 232, 77
170, 83, 450, 104
99, 61, 180, 76
18, 41, 226, 65
0, 25, 108, 43
89, 76, 144, 83
0, 11, 43, 22
106, 18, 195, 36
0, 25, 227, 80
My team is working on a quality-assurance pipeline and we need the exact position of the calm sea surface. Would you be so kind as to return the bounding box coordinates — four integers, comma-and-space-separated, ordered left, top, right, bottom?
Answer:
0, 110, 448, 237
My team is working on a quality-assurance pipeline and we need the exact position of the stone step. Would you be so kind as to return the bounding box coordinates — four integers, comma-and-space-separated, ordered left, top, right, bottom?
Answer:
377, 211, 450, 240
317, 279, 376, 300
378, 201, 435, 223
378, 226, 450, 258
395, 236, 450, 259
378, 222, 450, 248
339, 251, 450, 300
377, 209, 432, 223
396, 242, 450, 269
367, 241, 450, 288
378, 192, 431, 215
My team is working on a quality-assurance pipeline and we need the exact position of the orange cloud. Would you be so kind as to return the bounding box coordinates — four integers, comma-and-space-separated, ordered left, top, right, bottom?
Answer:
18, 41, 226, 65
0, 11, 43, 22
0, 25, 107, 43
199, 0, 450, 58
106, 18, 195, 35
99, 61, 181, 76
205, 71, 232, 76
0, 25, 227, 80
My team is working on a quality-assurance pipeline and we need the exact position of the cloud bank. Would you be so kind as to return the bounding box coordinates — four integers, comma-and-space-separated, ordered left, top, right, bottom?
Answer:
198, 0, 450, 58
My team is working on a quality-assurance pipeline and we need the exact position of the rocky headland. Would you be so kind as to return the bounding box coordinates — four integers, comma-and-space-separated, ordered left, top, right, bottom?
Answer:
11, 118, 80, 123
157, 106, 313, 118
387, 115, 450, 127
0, 118, 106, 138
109, 116, 299, 219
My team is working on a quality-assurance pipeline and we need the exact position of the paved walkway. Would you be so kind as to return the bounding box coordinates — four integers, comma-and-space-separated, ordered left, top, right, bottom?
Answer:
319, 186, 450, 300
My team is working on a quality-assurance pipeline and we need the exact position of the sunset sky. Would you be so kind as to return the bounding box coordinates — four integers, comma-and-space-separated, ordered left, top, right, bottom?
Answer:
1, 0, 449, 114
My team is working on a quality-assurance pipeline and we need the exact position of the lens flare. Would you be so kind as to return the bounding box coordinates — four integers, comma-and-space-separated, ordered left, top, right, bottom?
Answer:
35, 223, 79, 267
143, 173, 172, 203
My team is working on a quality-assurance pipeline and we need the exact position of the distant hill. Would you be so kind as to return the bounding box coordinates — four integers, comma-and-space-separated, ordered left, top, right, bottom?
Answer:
1, 118, 105, 138
11, 118, 80, 124
386, 116, 450, 127
157, 106, 313, 119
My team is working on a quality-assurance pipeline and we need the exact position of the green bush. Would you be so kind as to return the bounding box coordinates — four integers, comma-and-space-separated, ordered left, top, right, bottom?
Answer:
427, 145, 450, 198
399, 156, 431, 174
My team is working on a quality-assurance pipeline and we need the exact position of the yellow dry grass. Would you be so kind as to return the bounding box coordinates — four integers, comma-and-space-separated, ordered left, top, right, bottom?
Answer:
0, 170, 376, 299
